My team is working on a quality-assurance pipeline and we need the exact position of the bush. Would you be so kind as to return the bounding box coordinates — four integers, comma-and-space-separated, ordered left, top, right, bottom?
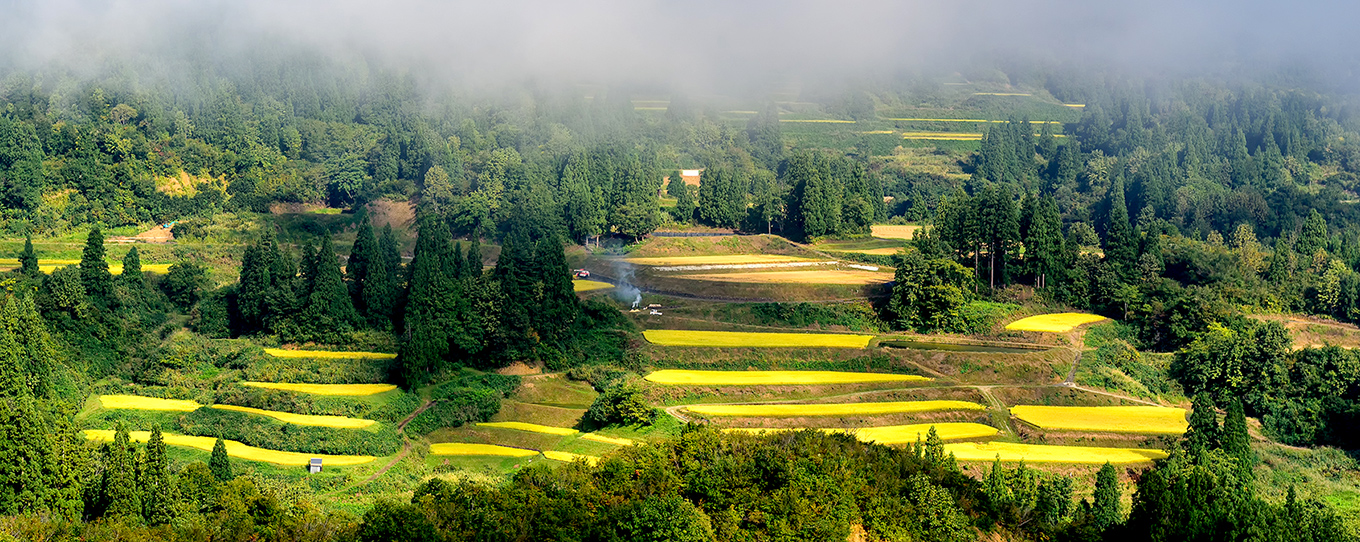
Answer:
582, 380, 657, 429
404, 388, 502, 435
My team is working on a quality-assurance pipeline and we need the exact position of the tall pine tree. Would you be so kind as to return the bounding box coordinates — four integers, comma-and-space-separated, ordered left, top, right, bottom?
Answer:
141, 425, 175, 524
363, 224, 403, 329
348, 216, 377, 319
1092, 461, 1121, 531
297, 236, 361, 342
102, 424, 141, 519
81, 227, 113, 305
209, 437, 232, 482
18, 235, 37, 275
1104, 177, 1138, 275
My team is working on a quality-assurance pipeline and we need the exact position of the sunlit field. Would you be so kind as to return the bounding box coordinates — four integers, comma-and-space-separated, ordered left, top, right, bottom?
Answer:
572, 280, 614, 292
100, 394, 202, 411
1010, 405, 1188, 434
625, 255, 816, 266
543, 451, 600, 466
262, 348, 397, 359
1004, 313, 1108, 332
687, 400, 985, 417
643, 329, 873, 348
675, 270, 893, 285
645, 369, 929, 386
241, 382, 398, 396
210, 404, 377, 429
727, 422, 998, 444
870, 225, 924, 239
477, 421, 579, 435
84, 430, 376, 466
943, 442, 1168, 464
427, 443, 539, 457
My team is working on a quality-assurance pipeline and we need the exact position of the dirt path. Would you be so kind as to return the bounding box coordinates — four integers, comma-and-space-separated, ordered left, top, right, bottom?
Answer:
398, 400, 435, 432
973, 385, 1016, 436
354, 399, 434, 487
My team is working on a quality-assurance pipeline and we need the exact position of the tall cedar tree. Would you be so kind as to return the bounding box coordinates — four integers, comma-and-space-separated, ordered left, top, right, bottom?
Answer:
81, 227, 113, 304
1104, 177, 1138, 275
531, 236, 579, 343
1092, 461, 1121, 531
400, 214, 458, 385
103, 425, 141, 519
1186, 392, 1221, 455
1222, 399, 1254, 472
298, 236, 361, 341
978, 184, 1019, 288
1025, 196, 1066, 289
363, 224, 403, 329
209, 437, 232, 481
142, 426, 175, 524
19, 235, 37, 275
1297, 209, 1329, 257
119, 246, 143, 290
698, 166, 744, 229
465, 235, 482, 278
669, 174, 695, 223
494, 229, 536, 350
348, 216, 377, 318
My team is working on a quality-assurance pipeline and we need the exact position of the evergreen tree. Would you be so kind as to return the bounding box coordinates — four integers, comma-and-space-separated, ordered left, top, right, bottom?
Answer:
141, 426, 175, 524
1297, 209, 1329, 256
1092, 461, 1121, 531
978, 184, 1019, 288
1222, 398, 1254, 472
348, 216, 377, 318
1186, 392, 1221, 455
18, 235, 37, 275
363, 225, 402, 328
673, 182, 696, 224
698, 165, 745, 229
80, 227, 113, 304
119, 246, 145, 292
531, 236, 579, 343
1104, 177, 1138, 275
297, 236, 361, 341
1025, 196, 1066, 290
786, 152, 841, 239
209, 437, 232, 482
465, 235, 482, 278
103, 425, 141, 519
400, 214, 458, 385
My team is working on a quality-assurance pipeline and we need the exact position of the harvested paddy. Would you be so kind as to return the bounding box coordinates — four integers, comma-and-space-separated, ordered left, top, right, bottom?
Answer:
1011, 405, 1188, 435
675, 270, 892, 285
543, 451, 600, 466
84, 430, 376, 466
871, 225, 924, 239
100, 395, 202, 411
241, 382, 398, 396
643, 329, 873, 348
262, 348, 397, 359
428, 443, 539, 457
686, 400, 985, 417
572, 280, 614, 292
943, 442, 1168, 464
626, 255, 815, 266
210, 404, 376, 429
727, 422, 998, 443
1005, 313, 1108, 332
476, 421, 579, 436
645, 370, 928, 386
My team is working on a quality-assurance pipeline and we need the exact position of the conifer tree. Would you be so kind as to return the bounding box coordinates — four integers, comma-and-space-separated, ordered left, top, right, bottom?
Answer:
18, 235, 37, 275
103, 424, 141, 519
297, 236, 361, 342
1104, 177, 1138, 275
671, 176, 695, 223
209, 437, 232, 482
363, 225, 402, 328
81, 227, 113, 304
119, 246, 144, 291
1222, 398, 1254, 473
1186, 392, 1221, 455
450, 242, 466, 279
465, 235, 482, 279
1297, 209, 1329, 256
400, 214, 458, 385
1092, 462, 1121, 531
348, 216, 377, 318
532, 236, 579, 343
141, 426, 175, 524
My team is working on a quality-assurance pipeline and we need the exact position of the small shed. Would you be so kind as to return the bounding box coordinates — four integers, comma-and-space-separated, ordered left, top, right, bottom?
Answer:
308, 458, 323, 474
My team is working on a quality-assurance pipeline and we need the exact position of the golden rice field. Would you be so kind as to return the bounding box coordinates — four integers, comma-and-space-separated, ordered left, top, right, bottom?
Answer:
901, 132, 984, 140
686, 400, 985, 417
100, 395, 202, 411
676, 270, 893, 285
477, 421, 579, 436
241, 382, 398, 396
625, 255, 815, 266
942, 442, 1168, 464
725, 422, 998, 444
543, 451, 600, 466
1010, 405, 1188, 435
84, 430, 376, 466
0, 262, 173, 275
262, 348, 397, 359
427, 443, 539, 457
645, 369, 928, 386
643, 329, 873, 348
1004, 313, 1108, 332
871, 225, 924, 239
573, 280, 614, 292
582, 434, 636, 446
861, 130, 895, 134
823, 247, 903, 255
210, 405, 376, 429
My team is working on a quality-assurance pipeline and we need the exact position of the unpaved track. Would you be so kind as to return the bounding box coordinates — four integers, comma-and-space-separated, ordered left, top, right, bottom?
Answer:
357, 399, 434, 486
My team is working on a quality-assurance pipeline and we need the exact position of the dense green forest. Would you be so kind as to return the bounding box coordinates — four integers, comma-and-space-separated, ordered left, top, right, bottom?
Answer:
5, 36, 1360, 541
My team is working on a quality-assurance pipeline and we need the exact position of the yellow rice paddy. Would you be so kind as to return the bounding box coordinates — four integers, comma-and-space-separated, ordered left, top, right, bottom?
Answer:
643, 329, 873, 348
942, 442, 1168, 464
871, 225, 924, 239
678, 270, 893, 285
428, 443, 539, 458
100, 395, 202, 412
543, 451, 601, 466
725, 422, 998, 444
625, 255, 815, 266
686, 400, 985, 417
1010, 405, 1188, 435
0, 262, 173, 275
477, 421, 579, 436
573, 280, 614, 292
822, 247, 903, 255
262, 348, 397, 359
209, 405, 376, 429
582, 434, 636, 446
645, 369, 928, 386
84, 430, 376, 466
241, 382, 398, 396
1004, 313, 1108, 332
901, 132, 984, 140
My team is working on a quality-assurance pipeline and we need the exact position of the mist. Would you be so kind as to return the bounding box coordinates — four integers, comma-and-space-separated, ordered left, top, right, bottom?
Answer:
2, 0, 1360, 94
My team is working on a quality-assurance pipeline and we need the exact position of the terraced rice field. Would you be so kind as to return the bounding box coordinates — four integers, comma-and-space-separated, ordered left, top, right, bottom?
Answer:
0, 262, 174, 274
726, 422, 998, 443
100, 395, 202, 411
543, 451, 601, 466
626, 255, 815, 266
885, 118, 1063, 124
210, 405, 376, 429
943, 442, 1167, 464
643, 329, 874, 348
84, 430, 376, 466
1011, 405, 1188, 435
1005, 313, 1108, 332
646, 369, 928, 386
823, 247, 903, 255
477, 421, 579, 435
582, 434, 635, 446
241, 382, 398, 396
573, 280, 614, 292
262, 348, 397, 359
871, 225, 924, 239
901, 132, 984, 141
675, 270, 892, 285
686, 400, 985, 417
778, 119, 856, 123
428, 443, 539, 457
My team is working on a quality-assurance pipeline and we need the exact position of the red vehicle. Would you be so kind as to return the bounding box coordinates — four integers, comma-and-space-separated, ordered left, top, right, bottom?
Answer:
573, 269, 590, 279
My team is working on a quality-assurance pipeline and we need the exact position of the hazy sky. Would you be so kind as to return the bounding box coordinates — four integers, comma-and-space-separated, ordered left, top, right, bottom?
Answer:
2, 0, 1357, 92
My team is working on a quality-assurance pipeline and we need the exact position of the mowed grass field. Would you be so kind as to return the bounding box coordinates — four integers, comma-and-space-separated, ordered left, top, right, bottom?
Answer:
84, 430, 376, 466
1011, 405, 1188, 435
871, 225, 924, 239
676, 270, 893, 285
646, 370, 929, 386
210, 405, 377, 429
686, 400, 985, 417
943, 442, 1168, 464
1005, 313, 1107, 332
643, 329, 873, 348
100, 394, 202, 411
242, 382, 398, 396
572, 280, 614, 292
625, 255, 816, 266
428, 443, 538, 457
262, 348, 397, 359
727, 422, 998, 443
